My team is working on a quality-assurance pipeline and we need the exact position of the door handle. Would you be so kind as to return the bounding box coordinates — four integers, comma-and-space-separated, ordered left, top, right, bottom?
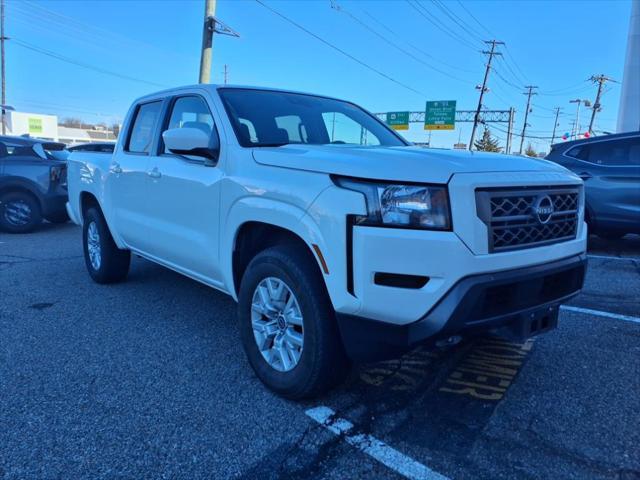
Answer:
147, 167, 161, 179
578, 172, 592, 180
110, 162, 123, 174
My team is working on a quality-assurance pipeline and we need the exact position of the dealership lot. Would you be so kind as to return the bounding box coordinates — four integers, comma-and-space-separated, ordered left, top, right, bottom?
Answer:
1, 224, 639, 480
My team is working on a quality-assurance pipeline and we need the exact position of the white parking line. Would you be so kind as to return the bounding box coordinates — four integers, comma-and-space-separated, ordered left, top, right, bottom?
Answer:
306, 406, 449, 480
587, 254, 639, 262
560, 305, 640, 324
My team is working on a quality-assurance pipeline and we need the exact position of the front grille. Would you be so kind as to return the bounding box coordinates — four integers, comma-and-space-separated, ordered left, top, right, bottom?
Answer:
476, 186, 580, 252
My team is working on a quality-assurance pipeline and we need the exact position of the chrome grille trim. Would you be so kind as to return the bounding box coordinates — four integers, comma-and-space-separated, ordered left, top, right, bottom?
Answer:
476, 185, 580, 252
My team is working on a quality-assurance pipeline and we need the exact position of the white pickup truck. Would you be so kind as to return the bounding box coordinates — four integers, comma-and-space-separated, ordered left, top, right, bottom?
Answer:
67, 85, 587, 398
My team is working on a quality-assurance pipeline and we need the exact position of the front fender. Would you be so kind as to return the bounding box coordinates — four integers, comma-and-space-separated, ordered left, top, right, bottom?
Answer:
221, 196, 326, 302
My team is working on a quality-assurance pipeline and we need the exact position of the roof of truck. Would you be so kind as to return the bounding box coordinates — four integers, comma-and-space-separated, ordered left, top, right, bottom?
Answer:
134, 84, 347, 104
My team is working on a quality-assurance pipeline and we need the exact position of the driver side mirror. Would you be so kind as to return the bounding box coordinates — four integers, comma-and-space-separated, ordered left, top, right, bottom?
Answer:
162, 127, 220, 165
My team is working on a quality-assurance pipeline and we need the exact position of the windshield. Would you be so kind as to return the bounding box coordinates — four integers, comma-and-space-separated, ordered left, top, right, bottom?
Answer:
219, 88, 407, 148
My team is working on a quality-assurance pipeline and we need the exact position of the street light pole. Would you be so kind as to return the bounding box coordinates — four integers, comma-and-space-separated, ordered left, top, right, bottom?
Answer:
569, 99, 584, 140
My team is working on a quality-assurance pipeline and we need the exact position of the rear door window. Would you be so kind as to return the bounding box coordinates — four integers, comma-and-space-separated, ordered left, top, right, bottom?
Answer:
567, 137, 640, 166
126, 101, 162, 154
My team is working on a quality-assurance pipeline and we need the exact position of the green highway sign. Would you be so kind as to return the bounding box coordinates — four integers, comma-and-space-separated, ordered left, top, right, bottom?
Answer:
386, 111, 409, 130
425, 101, 456, 130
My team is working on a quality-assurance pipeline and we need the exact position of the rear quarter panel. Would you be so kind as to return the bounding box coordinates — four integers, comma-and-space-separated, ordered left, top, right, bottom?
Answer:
66, 151, 115, 226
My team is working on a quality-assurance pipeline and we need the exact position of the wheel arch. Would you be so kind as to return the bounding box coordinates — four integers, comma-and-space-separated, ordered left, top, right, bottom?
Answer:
0, 180, 45, 211
78, 190, 126, 248
223, 198, 329, 301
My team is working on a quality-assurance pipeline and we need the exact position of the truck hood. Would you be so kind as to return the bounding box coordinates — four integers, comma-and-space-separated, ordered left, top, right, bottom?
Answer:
252, 145, 568, 184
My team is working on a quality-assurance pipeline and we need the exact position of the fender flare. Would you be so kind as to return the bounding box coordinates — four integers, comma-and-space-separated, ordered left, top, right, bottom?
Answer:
0, 177, 46, 209
221, 196, 327, 301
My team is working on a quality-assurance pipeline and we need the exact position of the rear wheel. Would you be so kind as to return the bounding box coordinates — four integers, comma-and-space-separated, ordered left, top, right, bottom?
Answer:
0, 191, 42, 233
82, 207, 131, 284
238, 244, 349, 399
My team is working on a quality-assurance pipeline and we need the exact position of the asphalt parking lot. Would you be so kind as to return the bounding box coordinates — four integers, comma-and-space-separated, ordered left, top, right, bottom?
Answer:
1, 224, 639, 480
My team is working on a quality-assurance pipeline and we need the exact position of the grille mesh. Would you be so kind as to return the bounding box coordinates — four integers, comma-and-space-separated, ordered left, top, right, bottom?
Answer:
477, 187, 580, 252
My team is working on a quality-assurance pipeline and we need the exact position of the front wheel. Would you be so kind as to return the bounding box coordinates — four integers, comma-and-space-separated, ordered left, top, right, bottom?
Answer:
82, 207, 131, 284
238, 244, 349, 399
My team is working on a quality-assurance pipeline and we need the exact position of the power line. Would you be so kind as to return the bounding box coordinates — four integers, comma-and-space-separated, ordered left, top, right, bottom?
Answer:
358, 6, 477, 73
430, 0, 485, 44
330, 2, 473, 84
452, 1, 529, 85
12, 39, 167, 87
455, 0, 494, 37
406, 0, 478, 51
254, 0, 425, 96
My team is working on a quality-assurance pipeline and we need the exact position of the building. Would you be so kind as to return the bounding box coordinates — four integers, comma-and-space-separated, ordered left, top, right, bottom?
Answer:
57, 126, 116, 145
3, 110, 116, 145
6, 111, 59, 141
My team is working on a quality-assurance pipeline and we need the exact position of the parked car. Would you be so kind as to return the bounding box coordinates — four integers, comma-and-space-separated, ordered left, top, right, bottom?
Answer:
66, 85, 587, 398
0, 136, 69, 233
68, 142, 115, 153
546, 131, 640, 239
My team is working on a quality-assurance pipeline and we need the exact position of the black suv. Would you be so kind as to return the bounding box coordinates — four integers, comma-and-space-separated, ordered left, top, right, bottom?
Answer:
546, 131, 640, 240
0, 136, 69, 233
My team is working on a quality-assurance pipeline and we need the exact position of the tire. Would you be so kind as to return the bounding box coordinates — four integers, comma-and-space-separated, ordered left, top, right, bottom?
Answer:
46, 211, 70, 224
238, 244, 349, 399
597, 231, 626, 241
82, 207, 131, 284
0, 191, 42, 233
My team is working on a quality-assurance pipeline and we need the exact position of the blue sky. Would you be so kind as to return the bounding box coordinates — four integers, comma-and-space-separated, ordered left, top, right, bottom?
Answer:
8, 0, 632, 151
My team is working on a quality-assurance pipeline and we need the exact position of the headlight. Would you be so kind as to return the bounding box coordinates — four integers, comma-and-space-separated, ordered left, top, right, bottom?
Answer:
333, 176, 451, 230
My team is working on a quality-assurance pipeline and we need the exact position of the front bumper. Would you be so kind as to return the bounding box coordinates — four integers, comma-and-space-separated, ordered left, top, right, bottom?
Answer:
337, 254, 587, 362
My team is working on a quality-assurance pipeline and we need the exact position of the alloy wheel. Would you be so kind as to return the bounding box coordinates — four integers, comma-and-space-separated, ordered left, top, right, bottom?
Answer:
87, 221, 102, 270
251, 277, 304, 372
3, 200, 32, 226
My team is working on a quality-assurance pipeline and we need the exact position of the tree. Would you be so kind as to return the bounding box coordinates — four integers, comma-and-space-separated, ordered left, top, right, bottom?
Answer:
61, 117, 83, 128
474, 128, 502, 152
524, 142, 537, 157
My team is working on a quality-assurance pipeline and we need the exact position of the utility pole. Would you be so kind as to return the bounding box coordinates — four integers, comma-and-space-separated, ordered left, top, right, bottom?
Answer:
587, 74, 615, 135
469, 40, 504, 151
1, 0, 7, 135
198, 0, 239, 84
223, 64, 228, 84
518, 85, 538, 154
199, 0, 217, 84
506, 107, 515, 154
550, 107, 562, 145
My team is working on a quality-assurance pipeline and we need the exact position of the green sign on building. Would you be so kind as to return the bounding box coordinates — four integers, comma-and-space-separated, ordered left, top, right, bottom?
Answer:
425, 101, 456, 130
386, 111, 409, 131
28, 117, 43, 134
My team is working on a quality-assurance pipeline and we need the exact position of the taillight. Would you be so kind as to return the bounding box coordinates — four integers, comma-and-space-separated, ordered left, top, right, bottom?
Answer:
50, 165, 66, 183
